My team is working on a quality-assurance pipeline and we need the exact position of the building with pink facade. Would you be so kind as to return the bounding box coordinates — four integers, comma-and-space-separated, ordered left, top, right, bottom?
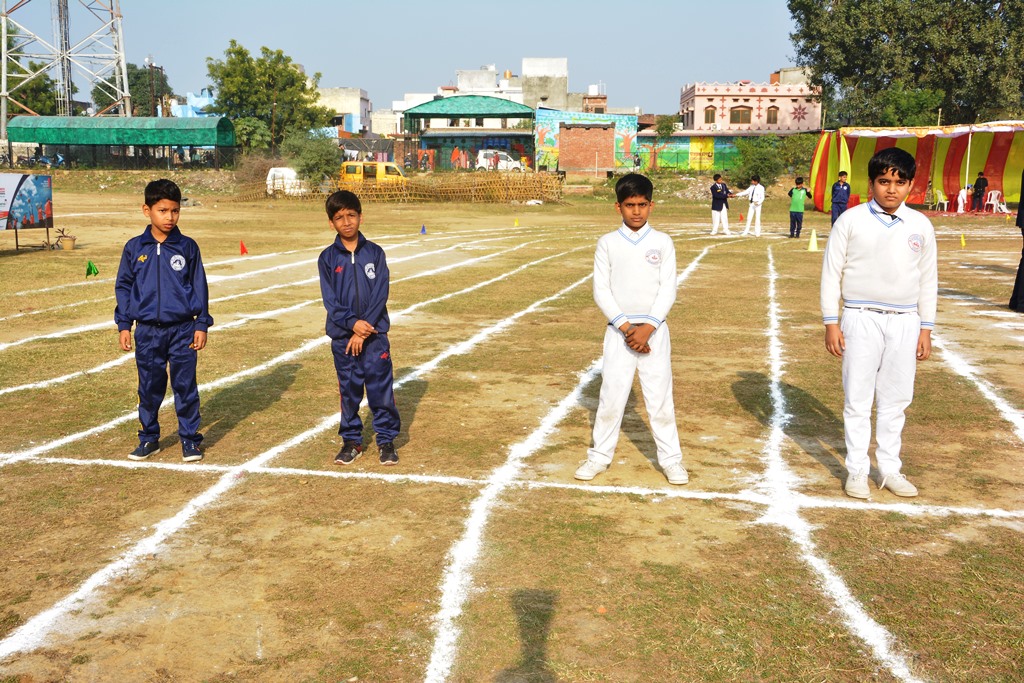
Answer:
678, 68, 822, 135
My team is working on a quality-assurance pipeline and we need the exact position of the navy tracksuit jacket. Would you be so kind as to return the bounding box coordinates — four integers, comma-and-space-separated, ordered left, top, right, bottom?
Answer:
115, 226, 212, 444
318, 232, 400, 444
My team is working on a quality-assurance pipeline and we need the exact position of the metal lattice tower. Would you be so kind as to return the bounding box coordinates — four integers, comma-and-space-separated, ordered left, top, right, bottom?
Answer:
1, 0, 132, 139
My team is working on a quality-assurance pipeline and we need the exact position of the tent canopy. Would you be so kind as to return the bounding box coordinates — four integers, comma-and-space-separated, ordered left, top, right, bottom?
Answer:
809, 121, 1024, 211
6, 116, 236, 147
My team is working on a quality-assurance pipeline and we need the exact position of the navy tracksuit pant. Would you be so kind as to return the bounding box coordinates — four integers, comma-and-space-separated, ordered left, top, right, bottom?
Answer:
789, 211, 805, 237
135, 321, 202, 444
331, 333, 400, 444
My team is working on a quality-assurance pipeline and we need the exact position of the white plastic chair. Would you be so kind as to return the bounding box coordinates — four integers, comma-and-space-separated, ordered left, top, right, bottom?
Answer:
984, 190, 1002, 212
933, 189, 949, 212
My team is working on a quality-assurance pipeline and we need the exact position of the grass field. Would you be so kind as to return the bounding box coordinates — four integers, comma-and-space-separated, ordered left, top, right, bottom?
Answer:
0, 180, 1022, 682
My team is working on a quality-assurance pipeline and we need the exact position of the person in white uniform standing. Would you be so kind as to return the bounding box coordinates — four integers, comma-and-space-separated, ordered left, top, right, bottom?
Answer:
734, 174, 765, 236
821, 147, 938, 499
576, 173, 688, 485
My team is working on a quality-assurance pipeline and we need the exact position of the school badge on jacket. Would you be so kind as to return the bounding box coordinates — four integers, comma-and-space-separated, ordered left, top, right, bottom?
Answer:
364, 263, 376, 279
645, 249, 662, 266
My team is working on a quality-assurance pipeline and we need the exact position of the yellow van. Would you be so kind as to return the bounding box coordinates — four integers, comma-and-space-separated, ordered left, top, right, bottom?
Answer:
339, 161, 407, 185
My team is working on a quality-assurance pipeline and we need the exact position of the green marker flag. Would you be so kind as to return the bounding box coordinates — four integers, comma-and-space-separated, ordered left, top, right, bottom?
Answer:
86, 260, 99, 277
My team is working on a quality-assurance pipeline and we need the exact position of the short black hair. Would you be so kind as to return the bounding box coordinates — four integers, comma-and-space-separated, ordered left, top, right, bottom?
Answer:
795, 176, 804, 184
713, 173, 722, 181
144, 179, 181, 206
615, 173, 654, 202
977, 171, 985, 176
325, 189, 362, 217
838, 170, 848, 176
868, 147, 916, 181
750, 174, 760, 182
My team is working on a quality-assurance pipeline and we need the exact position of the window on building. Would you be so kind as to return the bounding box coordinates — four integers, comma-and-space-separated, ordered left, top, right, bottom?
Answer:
594, 107, 605, 114
476, 118, 484, 127
730, 107, 752, 124
704, 106, 716, 124
448, 118, 458, 127
766, 107, 779, 124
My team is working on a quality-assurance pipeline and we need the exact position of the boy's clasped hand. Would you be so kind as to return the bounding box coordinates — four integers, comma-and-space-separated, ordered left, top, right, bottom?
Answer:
621, 322, 652, 354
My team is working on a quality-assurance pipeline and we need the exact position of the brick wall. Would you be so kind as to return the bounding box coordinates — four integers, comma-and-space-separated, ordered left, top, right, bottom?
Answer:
558, 123, 615, 176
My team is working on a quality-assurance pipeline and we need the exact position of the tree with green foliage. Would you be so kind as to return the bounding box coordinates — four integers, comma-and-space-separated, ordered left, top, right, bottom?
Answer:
733, 135, 785, 186
789, 0, 1024, 126
233, 117, 273, 151
91, 62, 177, 116
206, 40, 332, 148
778, 133, 819, 176
280, 130, 341, 184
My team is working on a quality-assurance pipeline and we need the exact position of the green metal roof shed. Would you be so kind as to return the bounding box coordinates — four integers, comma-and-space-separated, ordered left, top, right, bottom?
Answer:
6, 116, 236, 147
403, 95, 534, 133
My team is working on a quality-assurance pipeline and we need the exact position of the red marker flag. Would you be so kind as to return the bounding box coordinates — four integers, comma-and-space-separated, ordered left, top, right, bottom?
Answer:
240, 240, 248, 255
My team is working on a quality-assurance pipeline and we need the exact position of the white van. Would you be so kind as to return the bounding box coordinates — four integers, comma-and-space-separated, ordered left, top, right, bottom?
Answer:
266, 167, 310, 196
475, 150, 524, 172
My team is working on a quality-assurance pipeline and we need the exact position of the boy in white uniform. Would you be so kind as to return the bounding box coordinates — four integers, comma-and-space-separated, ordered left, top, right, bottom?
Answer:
734, 174, 765, 237
576, 173, 688, 485
821, 148, 938, 499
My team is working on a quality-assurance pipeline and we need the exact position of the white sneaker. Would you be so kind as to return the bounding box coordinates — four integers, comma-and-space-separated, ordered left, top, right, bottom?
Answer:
879, 472, 918, 497
662, 463, 689, 485
844, 469, 869, 499
574, 459, 608, 481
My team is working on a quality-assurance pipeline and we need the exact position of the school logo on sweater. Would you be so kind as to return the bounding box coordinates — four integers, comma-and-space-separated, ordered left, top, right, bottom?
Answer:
170, 255, 186, 271
907, 234, 923, 253
645, 249, 662, 266
364, 263, 376, 280
137, 254, 147, 263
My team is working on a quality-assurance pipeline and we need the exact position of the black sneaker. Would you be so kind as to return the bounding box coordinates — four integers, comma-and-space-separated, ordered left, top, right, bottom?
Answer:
128, 441, 160, 461
182, 441, 203, 463
335, 441, 362, 465
378, 442, 399, 466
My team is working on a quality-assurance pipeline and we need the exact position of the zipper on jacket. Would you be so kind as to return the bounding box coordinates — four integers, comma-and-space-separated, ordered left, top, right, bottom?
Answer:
156, 242, 162, 322
350, 250, 361, 317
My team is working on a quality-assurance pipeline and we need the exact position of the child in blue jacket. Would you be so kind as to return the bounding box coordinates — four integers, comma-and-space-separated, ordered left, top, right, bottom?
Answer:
318, 190, 401, 466
115, 179, 213, 462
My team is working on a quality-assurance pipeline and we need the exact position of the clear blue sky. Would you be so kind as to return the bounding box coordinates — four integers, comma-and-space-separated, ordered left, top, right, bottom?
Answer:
19, 0, 797, 115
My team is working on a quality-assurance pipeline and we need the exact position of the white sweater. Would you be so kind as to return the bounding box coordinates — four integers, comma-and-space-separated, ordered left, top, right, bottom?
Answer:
820, 200, 938, 328
593, 223, 677, 329
734, 184, 765, 204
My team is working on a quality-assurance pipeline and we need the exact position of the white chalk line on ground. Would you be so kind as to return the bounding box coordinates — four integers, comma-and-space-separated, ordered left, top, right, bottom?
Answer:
0, 237, 578, 397
422, 360, 602, 683
8, 224, 562, 298
0, 240, 585, 398
23, 456, 1024, 521
755, 247, 924, 683
0, 243, 588, 462
0, 257, 597, 660
932, 334, 1024, 444
0, 228, 581, 353
423, 244, 718, 681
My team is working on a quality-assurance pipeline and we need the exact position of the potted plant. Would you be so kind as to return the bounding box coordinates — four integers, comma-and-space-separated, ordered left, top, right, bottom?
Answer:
55, 227, 77, 250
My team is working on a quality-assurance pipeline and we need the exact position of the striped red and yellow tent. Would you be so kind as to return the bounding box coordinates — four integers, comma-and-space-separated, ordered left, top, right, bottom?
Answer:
809, 122, 1024, 213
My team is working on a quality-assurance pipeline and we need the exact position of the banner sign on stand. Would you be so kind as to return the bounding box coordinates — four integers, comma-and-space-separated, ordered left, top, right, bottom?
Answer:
0, 174, 55, 250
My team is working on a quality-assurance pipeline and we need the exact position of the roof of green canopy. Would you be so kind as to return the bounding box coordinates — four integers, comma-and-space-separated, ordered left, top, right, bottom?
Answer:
6, 116, 236, 146
403, 95, 535, 118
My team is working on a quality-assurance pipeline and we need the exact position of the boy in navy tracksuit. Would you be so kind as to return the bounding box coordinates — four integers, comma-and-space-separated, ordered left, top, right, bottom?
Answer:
318, 190, 401, 466
115, 179, 213, 462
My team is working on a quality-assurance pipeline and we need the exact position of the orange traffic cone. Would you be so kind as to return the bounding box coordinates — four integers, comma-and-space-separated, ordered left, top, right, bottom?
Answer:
240, 240, 248, 255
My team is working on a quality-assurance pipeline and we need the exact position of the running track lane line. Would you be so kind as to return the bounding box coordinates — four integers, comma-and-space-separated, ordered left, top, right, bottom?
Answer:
422, 245, 716, 682
0, 274, 595, 660
754, 247, 924, 683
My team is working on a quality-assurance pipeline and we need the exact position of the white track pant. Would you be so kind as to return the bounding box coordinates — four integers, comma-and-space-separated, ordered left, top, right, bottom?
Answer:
840, 308, 920, 475
588, 324, 683, 467
710, 209, 730, 235
742, 203, 762, 236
